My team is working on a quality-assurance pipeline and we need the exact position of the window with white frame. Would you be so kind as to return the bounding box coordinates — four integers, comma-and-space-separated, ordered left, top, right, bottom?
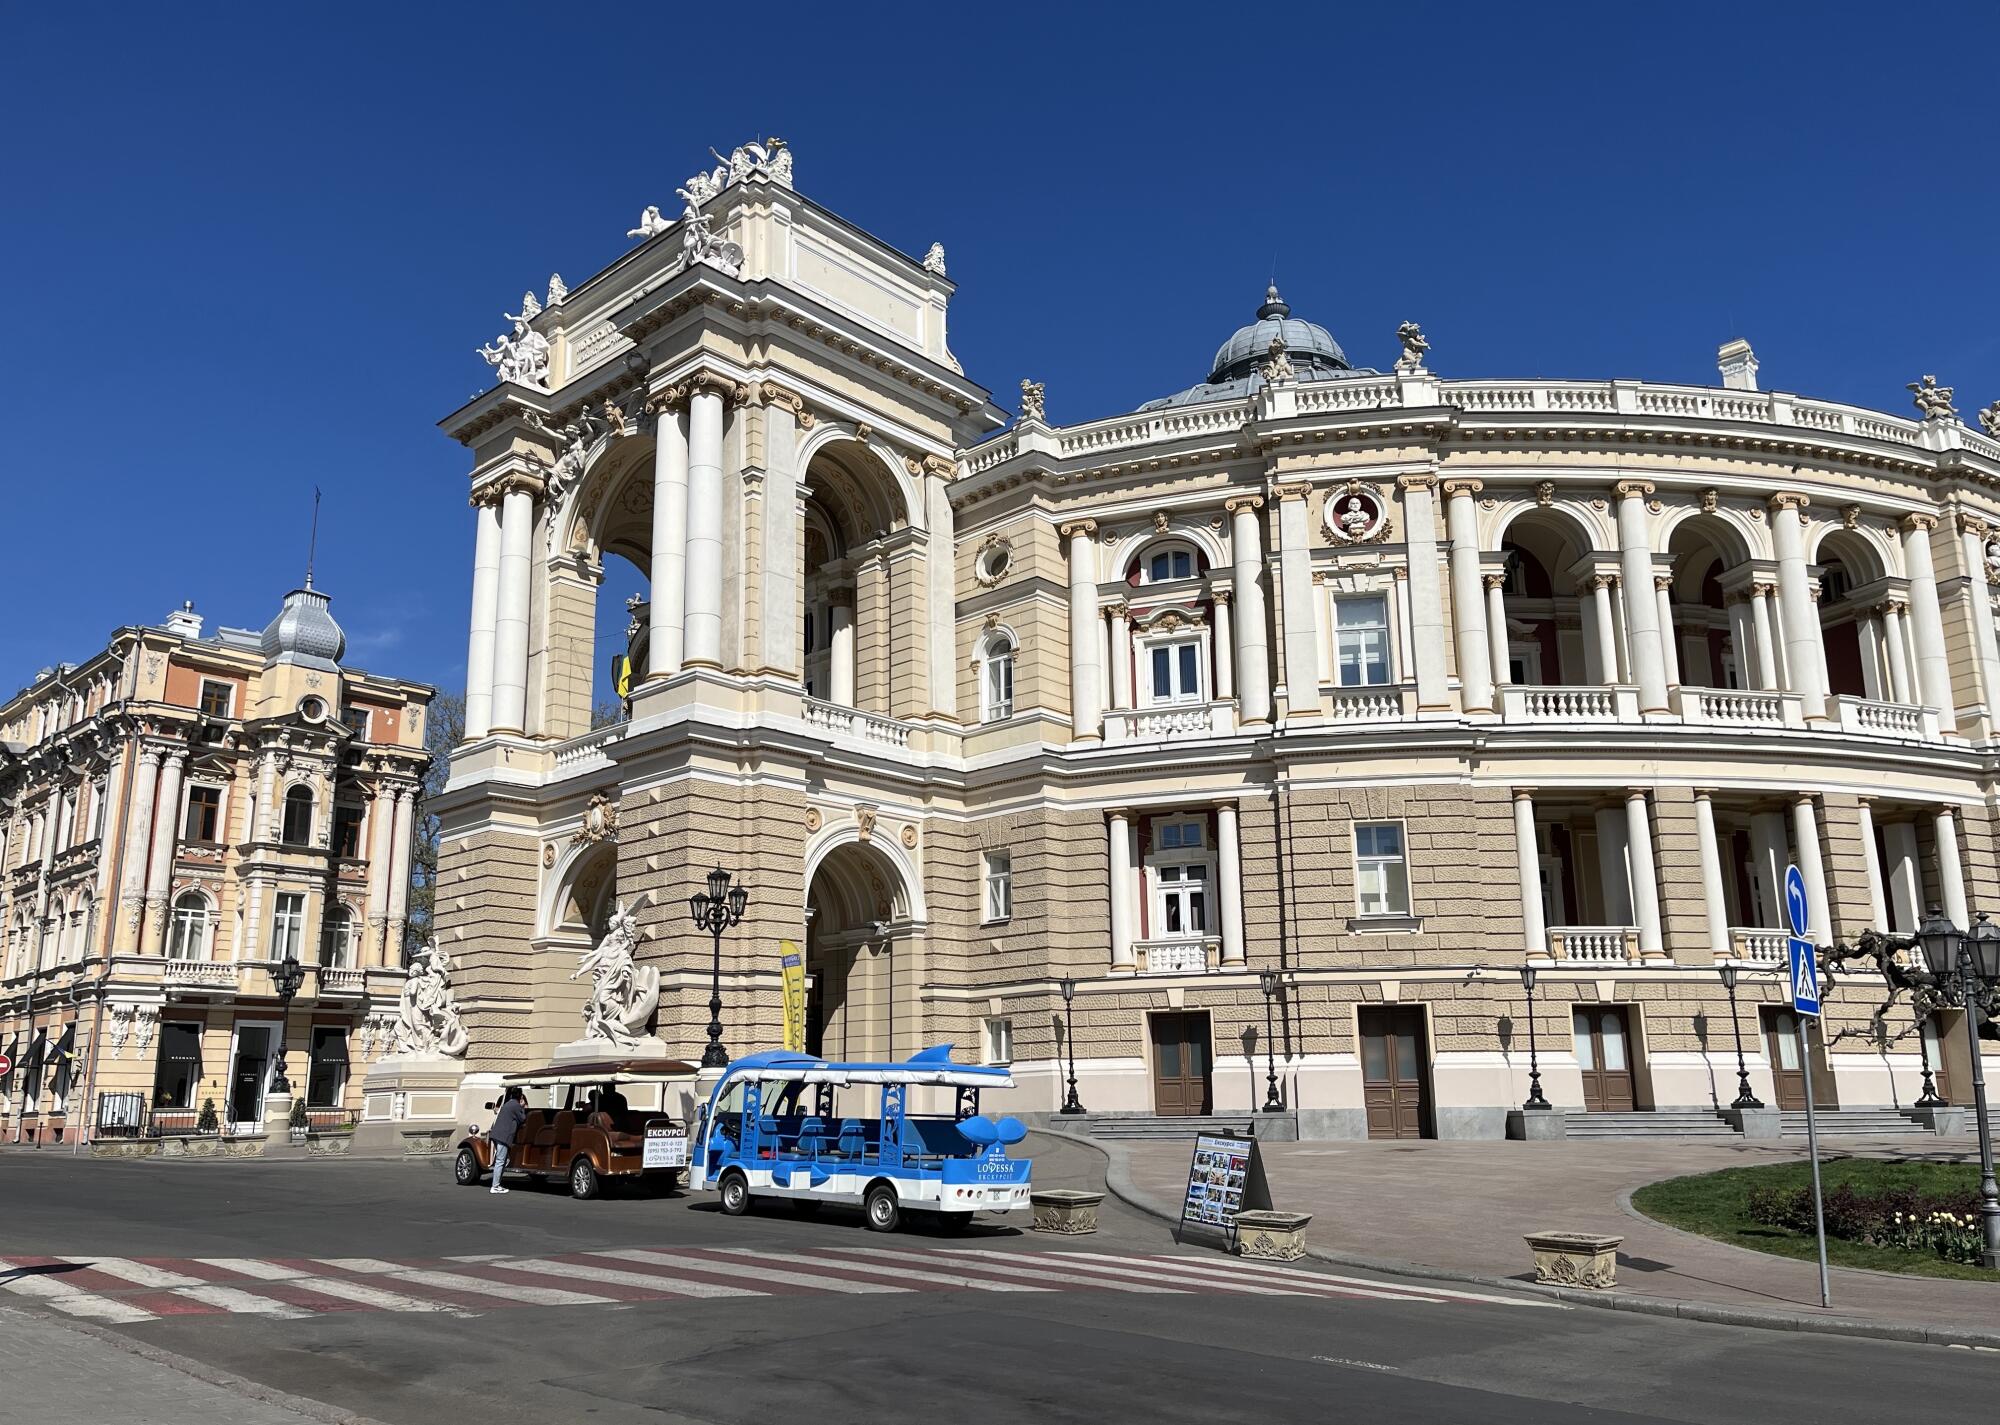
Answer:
1150, 818, 1210, 937
167, 893, 211, 960
1334, 595, 1392, 686
983, 850, 1013, 923
272, 892, 306, 961
1144, 637, 1205, 705
980, 633, 1016, 723
982, 1016, 1014, 1066
1354, 821, 1411, 916
319, 905, 357, 967
1140, 543, 1199, 584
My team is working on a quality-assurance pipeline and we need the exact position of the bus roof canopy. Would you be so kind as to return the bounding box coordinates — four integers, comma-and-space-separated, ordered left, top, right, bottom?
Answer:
723, 1045, 1013, 1091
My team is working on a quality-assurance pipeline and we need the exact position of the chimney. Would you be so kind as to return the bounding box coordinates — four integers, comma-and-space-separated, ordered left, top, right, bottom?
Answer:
1717, 339, 1759, 392
164, 600, 204, 638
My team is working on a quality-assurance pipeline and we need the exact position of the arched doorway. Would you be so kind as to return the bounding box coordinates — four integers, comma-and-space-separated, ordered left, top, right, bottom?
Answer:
799, 436, 914, 717
803, 834, 923, 1061
1665, 514, 1756, 689
1500, 509, 1601, 686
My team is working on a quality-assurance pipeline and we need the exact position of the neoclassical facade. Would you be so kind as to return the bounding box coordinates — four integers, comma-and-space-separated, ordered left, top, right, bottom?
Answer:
0, 590, 433, 1142
433, 141, 2000, 1137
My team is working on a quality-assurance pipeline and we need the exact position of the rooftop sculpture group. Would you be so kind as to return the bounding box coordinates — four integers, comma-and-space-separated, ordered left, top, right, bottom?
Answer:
477, 306, 552, 391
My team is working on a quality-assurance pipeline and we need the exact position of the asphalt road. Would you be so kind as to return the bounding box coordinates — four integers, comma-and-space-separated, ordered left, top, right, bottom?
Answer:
1, 1142, 1994, 1425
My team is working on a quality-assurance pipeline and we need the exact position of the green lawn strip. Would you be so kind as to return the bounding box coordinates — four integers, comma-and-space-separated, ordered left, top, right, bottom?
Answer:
1631, 1157, 2000, 1284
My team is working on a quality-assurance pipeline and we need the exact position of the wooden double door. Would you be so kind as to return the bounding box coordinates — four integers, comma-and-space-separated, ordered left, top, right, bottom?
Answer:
1359, 1006, 1430, 1139
1762, 1007, 1813, 1111
1150, 1012, 1212, 1116
1572, 1006, 1635, 1113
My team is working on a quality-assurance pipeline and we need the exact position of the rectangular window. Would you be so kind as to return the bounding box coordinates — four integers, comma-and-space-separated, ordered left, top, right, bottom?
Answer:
1156, 863, 1209, 936
306, 1027, 349, 1107
152, 1022, 203, 1109
331, 804, 363, 859
183, 785, 221, 843
1335, 596, 1391, 686
341, 706, 370, 741
272, 893, 305, 961
1354, 822, 1411, 916
1157, 820, 1203, 851
984, 649, 1014, 722
1148, 549, 1194, 582
198, 680, 235, 718
982, 1017, 1014, 1066
983, 851, 1013, 924
1146, 640, 1204, 704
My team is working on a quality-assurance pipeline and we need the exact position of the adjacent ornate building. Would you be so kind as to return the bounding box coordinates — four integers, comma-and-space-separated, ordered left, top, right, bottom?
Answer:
430, 139, 2000, 1138
0, 589, 433, 1142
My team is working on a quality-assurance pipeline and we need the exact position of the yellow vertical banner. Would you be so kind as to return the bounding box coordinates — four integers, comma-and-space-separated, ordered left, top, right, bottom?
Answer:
779, 940, 807, 1052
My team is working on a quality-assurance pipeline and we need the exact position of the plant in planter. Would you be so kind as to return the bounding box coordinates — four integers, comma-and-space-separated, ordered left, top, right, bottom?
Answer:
288, 1098, 310, 1143
196, 1098, 220, 1135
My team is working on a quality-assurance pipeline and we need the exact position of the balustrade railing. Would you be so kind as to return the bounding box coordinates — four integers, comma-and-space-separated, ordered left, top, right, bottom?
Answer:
802, 698, 914, 749
1104, 701, 1235, 743
1134, 937, 1218, 974
1500, 685, 1638, 723
317, 966, 367, 996
1548, 926, 1638, 964
552, 723, 625, 772
1322, 685, 1409, 721
1728, 928, 1788, 963
1830, 694, 1934, 740
163, 959, 239, 988
1675, 687, 1802, 728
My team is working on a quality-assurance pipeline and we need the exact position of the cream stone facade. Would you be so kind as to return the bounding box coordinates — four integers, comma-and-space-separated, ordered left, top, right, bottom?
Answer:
0, 591, 433, 1144
432, 141, 2000, 1138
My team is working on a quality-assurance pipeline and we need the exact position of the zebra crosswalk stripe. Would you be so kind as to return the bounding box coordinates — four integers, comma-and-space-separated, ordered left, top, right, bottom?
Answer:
75, 1258, 207, 1289
607, 1249, 911, 1295
0, 1261, 156, 1323
940, 1248, 1299, 1296
501, 1258, 765, 1299
827, 1246, 1190, 1294
709, 1247, 1051, 1293
170, 1284, 312, 1319
327, 1262, 619, 1308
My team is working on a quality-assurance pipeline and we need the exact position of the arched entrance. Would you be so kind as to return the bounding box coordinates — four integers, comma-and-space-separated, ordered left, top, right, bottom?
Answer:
802, 833, 924, 1061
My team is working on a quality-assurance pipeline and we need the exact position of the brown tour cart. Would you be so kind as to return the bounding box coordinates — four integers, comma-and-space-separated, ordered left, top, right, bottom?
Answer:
453, 1057, 697, 1199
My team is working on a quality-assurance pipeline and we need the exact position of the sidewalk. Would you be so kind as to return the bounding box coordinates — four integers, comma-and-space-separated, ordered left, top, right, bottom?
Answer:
0, 1306, 381, 1424
1100, 1132, 2000, 1345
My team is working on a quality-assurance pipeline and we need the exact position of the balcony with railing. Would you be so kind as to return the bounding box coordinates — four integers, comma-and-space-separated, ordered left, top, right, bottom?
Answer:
1727, 927, 1788, 963
1547, 926, 1640, 964
802, 697, 915, 750
552, 722, 626, 775
1675, 687, 1805, 730
1500, 685, 1641, 724
1104, 700, 1236, 743
1134, 937, 1220, 974
162, 958, 242, 991
316, 965, 367, 997
1321, 684, 1413, 723
1829, 695, 1937, 741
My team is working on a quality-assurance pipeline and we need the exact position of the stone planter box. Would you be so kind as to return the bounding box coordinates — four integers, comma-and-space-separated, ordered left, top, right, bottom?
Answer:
90, 1139, 161, 1160
1030, 1189, 1104, 1234
307, 1133, 355, 1156
400, 1128, 456, 1156
1233, 1210, 1313, 1262
1524, 1231, 1623, 1289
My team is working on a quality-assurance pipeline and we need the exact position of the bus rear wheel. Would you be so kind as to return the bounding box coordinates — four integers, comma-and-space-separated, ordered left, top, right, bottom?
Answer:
718, 1170, 752, 1216
454, 1147, 482, 1187
864, 1185, 901, 1233
569, 1156, 601, 1200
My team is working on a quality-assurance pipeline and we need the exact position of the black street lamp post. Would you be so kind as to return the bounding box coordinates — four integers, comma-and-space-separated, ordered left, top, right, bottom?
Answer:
689, 868, 749, 1069
1914, 1004, 1946, 1108
1913, 909, 2000, 1270
1257, 969, 1285, 1113
1519, 964, 1551, 1111
1057, 976, 1084, 1115
1717, 963, 1762, 1110
269, 955, 305, 1096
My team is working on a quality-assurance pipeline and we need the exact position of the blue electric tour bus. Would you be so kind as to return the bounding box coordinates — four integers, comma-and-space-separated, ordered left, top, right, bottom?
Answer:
691, 1045, 1033, 1231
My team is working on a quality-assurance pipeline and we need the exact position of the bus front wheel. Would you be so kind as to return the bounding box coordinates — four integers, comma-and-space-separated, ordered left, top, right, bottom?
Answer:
864, 1185, 901, 1233
718, 1171, 752, 1216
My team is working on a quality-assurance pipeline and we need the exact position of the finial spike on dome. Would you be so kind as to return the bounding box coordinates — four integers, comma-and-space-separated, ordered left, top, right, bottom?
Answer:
1258, 283, 1290, 321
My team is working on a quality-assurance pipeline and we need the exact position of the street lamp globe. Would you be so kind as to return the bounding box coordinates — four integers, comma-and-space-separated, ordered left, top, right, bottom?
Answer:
1968, 913, 2000, 986
1058, 976, 1075, 1005
705, 866, 732, 903
1258, 969, 1280, 998
726, 884, 749, 922
1519, 964, 1537, 992
1717, 963, 1739, 992
1916, 908, 1961, 978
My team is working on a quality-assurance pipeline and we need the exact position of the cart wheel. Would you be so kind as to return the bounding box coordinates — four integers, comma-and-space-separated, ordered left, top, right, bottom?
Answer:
718, 1170, 752, 1216
569, 1156, 601, 1200
865, 1184, 901, 1233
454, 1146, 482, 1187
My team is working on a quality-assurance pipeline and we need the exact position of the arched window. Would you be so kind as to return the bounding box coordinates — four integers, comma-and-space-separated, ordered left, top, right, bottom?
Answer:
166, 892, 211, 960
281, 786, 315, 846
980, 632, 1017, 723
1135, 541, 1203, 586
319, 905, 357, 967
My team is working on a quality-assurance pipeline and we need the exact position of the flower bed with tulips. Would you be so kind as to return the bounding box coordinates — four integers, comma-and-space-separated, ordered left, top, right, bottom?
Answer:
1746, 1180, 1987, 1265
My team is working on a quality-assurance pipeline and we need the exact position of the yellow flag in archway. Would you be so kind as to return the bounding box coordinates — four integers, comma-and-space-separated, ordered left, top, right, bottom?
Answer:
780, 941, 807, 1052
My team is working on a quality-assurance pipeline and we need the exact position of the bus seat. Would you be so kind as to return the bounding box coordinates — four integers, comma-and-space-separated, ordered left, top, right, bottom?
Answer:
836, 1119, 866, 1158
550, 1111, 576, 1148
795, 1117, 827, 1155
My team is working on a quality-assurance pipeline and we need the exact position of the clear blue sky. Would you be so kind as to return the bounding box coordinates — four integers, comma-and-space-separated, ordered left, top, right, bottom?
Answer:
5, 4, 1996, 705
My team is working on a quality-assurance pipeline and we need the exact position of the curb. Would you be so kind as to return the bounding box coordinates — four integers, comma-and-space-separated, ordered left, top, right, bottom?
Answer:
1069, 1131, 2000, 1351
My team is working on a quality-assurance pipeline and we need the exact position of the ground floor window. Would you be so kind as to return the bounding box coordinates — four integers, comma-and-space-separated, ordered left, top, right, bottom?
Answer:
982, 1017, 1013, 1066
306, 1026, 349, 1107
153, 1021, 203, 1109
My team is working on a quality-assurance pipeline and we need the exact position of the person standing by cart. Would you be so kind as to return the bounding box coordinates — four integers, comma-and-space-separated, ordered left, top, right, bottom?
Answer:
487, 1087, 526, 1194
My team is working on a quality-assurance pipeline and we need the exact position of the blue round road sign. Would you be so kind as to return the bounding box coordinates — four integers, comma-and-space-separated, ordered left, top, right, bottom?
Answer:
1785, 865, 1809, 938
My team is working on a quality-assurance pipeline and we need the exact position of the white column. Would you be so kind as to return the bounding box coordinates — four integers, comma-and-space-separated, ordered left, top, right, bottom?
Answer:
1108, 812, 1134, 970
1958, 516, 2000, 713
1881, 599, 1915, 705
1726, 595, 1757, 689
1615, 482, 1670, 711
1227, 498, 1272, 723
1484, 575, 1510, 687
758, 395, 802, 680
925, 471, 958, 718
1750, 584, 1784, 690
1589, 577, 1620, 685
385, 788, 415, 957
1399, 475, 1450, 710
1211, 593, 1235, 701
1442, 479, 1492, 712
1900, 514, 1954, 716
1693, 790, 1731, 959
828, 602, 856, 707
647, 404, 689, 680
115, 748, 162, 951
1934, 806, 1969, 928
681, 386, 726, 668
1275, 485, 1322, 716
1063, 521, 1103, 740
1855, 799, 1889, 934
1884, 820, 1922, 933
1217, 803, 1245, 966
1769, 494, 1827, 719
1654, 577, 1682, 689
364, 786, 394, 962
1791, 795, 1832, 947
490, 482, 535, 732
1855, 612, 1887, 701
1513, 790, 1545, 956
1625, 790, 1665, 958
137, 752, 186, 955
463, 495, 502, 738
1594, 805, 1633, 924
1107, 603, 1133, 710
1749, 809, 1788, 927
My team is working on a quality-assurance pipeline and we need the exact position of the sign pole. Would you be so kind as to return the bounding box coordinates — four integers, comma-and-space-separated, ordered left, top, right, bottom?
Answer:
1783, 863, 1830, 1309
1796, 1011, 1831, 1309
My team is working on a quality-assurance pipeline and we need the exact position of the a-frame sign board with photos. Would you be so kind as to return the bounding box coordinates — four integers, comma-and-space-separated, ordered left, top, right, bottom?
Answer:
1176, 1133, 1275, 1249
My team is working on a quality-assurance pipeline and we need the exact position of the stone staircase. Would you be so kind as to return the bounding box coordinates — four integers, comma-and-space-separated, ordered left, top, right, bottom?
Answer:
1565, 1109, 1740, 1140
1779, 1108, 1933, 1137
1044, 1113, 1296, 1142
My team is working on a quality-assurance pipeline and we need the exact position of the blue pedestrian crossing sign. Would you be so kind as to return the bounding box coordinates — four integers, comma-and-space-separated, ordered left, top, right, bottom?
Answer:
1788, 936, 1821, 1017
1784, 864, 1810, 939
